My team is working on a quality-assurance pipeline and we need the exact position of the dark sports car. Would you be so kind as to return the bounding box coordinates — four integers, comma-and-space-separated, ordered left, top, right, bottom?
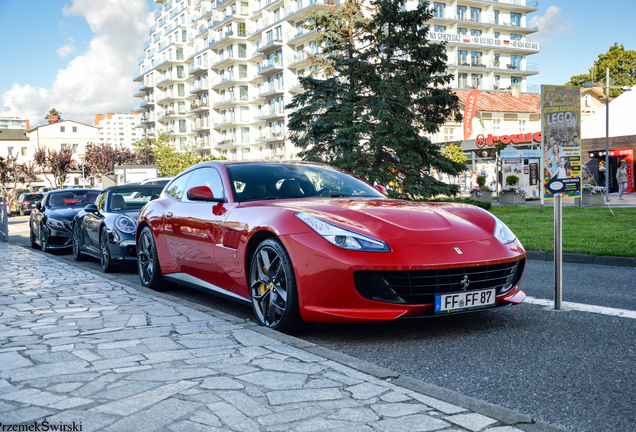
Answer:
136, 161, 526, 333
30, 189, 101, 252
72, 184, 164, 272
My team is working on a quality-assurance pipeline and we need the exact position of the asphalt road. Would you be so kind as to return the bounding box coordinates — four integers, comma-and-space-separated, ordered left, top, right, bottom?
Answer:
7, 215, 636, 431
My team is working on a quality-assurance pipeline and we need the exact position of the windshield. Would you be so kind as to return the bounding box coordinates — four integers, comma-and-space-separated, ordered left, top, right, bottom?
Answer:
23, 194, 44, 202
226, 163, 384, 203
45, 191, 100, 208
108, 187, 164, 212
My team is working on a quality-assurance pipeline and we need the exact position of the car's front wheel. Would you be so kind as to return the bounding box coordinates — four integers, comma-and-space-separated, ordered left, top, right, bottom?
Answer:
73, 223, 86, 261
40, 226, 48, 253
137, 226, 166, 291
249, 238, 303, 334
100, 227, 115, 273
29, 225, 39, 249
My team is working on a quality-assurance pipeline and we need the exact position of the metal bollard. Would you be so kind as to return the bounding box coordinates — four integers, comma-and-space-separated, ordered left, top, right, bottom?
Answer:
0, 197, 8, 242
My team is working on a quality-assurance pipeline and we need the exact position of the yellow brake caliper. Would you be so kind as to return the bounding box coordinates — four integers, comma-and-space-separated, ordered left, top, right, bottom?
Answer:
260, 265, 268, 295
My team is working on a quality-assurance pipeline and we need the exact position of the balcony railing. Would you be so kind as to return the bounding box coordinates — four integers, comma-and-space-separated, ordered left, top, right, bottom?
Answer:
258, 58, 284, 73
189, 60, 209, 74
256, 34, 284, 51
431, 10, 538, 30
189, 80, 209, 93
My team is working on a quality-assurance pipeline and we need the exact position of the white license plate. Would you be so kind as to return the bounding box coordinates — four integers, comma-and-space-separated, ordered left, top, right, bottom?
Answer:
435, 289, 495, 313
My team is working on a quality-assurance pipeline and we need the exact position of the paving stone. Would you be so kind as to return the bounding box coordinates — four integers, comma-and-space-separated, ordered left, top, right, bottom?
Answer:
104, 399, 201, 432
47, 397, 93, 410
380, 390, 413, 403
484, 427, 521, 432
188, 409, 223, 427
370, 414, 451, 432
200, 377, 245, 390
125, 314, 147, 327
267, 388, 343, 405
256, 406, 323, 426
142, 350, 194, 363
237, 371, 307, 390
0, 351, 33, 370
304, 378, 342, 389
321, 371, 364, 386
168, 420, 224, 432
90, 355, 145, 370
444, 413, 498, 431
252, 358, 326, 375
27, 351, 78, 363
408, 392, 468, 415
0, 360, 91, 382
345, 382, 390, 399
0, 400, 16, 413
47, 382, 84, 393
92, 380, 197, 416
97, 381, 161, 400
232, 329, 281, 347
0, 406, 53, 424
328, 406, 379, 422
0, 388, 67, 406
371, 402, 429, 417
207, 401, 260, 432
216, 390, 272, 417
97, 340, 142, 350
264, 344, 324, 363
142, 337, 183, 351
295, 417, 359, 432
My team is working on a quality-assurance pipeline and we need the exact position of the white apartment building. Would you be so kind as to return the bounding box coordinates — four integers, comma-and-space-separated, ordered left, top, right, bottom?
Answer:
94, 112, 143, 148
132, 0, 540, 160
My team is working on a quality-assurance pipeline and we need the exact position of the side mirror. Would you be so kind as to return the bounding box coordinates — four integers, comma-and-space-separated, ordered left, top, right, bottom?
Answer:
374, 184, 388, 196
186, 186, 225, 203
84, 203, 99, 213
35, 201, 42, 211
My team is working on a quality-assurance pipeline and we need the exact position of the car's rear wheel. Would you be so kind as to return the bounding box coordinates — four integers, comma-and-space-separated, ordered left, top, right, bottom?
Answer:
72, 223, 86, 261
100, 227, 115, 273
249, 238, 303, 334
137, 226, 166, 291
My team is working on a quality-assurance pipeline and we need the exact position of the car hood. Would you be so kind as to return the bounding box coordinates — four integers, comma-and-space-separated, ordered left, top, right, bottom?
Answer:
260, 198, 497, 244
46, 207, 84, 222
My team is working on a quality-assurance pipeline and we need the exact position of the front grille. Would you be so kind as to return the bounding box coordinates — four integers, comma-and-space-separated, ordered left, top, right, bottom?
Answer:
126, 245, 137, 257
354, 258, 525, 305
48, 236, 72, 246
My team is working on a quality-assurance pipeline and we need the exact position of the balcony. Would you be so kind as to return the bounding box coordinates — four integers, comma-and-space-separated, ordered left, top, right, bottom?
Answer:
192, 118, 211, 132
285, 27, 317, 46
428, 31, 540, 52
256, 34, 284, 53
190, 100, 210, 112
287, 80, 304, 93
189, 60, 209, 76
133, 70, 144, 82
211, 74, 249, 88
286, 51, 312, 68
257, 58, 284, 75
213, 117, 250, 129
156, 72, 187, 87
189, 80, 210, 94
258, 84, 285, 98
430, 10, 538, 32
257, 129, 286, 142
140, 97, 155, 107
257, 106, 285, 121
210, 51, 248, 69
157, 91, 187, 104
193, 137, 212, 150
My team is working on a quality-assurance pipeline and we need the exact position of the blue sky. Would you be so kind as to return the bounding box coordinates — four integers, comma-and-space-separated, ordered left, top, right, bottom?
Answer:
0, 0, 634, 126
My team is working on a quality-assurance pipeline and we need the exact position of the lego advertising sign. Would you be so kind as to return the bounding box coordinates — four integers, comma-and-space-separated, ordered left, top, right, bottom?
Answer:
541, 85, 582, 199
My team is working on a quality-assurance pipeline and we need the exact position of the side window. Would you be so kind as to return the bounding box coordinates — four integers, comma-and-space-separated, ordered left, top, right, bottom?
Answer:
96, 193, 106, 211
164, 173, 192, 201
184, 167, 225, 202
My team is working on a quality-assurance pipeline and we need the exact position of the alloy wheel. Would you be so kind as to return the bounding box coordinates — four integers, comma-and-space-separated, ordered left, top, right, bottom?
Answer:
138, 230, 154, 285
249, 246, 289, 328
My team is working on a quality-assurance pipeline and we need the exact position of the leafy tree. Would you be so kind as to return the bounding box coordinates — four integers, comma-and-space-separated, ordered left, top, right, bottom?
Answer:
0, 156, 39, 208
441, 143, 467, 165
44, 108, 63, 122
287, 0, 465, 199
83, 142, 138, 180
566, 43, 636, 98
33, 147, 74, 188
133, 134, 224, 177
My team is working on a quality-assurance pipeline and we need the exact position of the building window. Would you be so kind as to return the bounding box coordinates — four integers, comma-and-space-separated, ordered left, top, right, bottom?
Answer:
494, 75, 500, 90
61, 143, 67, 150
7, 147, 13, 157
471, 74, 482, 89
494, 32, 500, 39
434, 25, 446, 32
510, 12, 521, 27
511, 55, 522, 70
510, 33, 522, 41
433, 2, 444, 18
458, 50, 468, 65
492, 118, 502, 135
471, 29, 481, 37
471, 51, 482, 66
511, 76, 522, 86
457, 28, 467, 35
470, 7, 481, 21
494, 10, 499, 25
458, 73, 468, 88
494, 53, 500, 67
519, 118, 528, 133
21, 147, 27, 156
457, 5, 467, 20
72, 126, 77, 133
60, 126, 66, 133
72, 144, 79, 153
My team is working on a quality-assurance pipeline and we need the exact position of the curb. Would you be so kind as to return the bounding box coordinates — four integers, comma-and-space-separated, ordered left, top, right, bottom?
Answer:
526, 250, 636, 268
19, 244, 568, 432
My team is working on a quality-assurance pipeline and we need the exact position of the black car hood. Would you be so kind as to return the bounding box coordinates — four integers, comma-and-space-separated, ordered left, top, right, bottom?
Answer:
45, 207, 84, 221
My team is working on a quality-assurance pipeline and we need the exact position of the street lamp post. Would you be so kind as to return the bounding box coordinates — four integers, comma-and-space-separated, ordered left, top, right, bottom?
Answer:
583, 68, 631, 202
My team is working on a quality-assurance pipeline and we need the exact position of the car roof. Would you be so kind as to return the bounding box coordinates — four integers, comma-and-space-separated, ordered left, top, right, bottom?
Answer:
102, 184, 165, 193
48, 188, 101, 193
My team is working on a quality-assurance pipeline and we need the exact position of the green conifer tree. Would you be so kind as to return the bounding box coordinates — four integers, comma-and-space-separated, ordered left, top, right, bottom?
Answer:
287, 0, 465, 199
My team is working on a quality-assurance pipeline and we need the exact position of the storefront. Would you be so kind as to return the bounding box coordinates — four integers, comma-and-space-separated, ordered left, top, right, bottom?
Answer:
500, 149, 542, 198
441, 131, 542, 194
587, 147, 634, 194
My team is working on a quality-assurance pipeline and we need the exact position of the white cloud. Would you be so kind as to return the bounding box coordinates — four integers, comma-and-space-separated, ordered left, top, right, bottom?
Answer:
529, 6, 571, 44
1, 0, 153, 126
57, 37, 76, 59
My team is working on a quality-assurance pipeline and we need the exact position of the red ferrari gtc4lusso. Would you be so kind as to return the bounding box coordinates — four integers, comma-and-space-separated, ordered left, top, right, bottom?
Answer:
136, 161, 526, 333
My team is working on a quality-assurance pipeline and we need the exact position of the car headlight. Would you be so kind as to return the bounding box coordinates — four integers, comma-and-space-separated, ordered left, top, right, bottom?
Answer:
295, 213, 390, 252
115, 215, 136, 234
47, 218, 66, 230
492, 215, 516, 244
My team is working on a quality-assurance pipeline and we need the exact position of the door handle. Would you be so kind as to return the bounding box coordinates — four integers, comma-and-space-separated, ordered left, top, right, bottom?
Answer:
166, 212, 173, 219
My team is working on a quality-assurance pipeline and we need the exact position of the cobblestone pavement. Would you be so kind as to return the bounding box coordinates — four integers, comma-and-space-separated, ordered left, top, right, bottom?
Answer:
0, 243, 562, 432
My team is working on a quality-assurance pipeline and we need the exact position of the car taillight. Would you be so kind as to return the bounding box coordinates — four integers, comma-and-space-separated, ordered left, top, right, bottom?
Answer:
22, 201, 28, 205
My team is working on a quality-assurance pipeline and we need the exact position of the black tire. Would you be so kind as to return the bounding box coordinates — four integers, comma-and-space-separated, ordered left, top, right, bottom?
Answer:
137, 226, 166, 291
40, 227, 48, 253
30, 226, 40, 249
72, 223, 86, 261
100, 226, 116, 273
248, 238, 304, 334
